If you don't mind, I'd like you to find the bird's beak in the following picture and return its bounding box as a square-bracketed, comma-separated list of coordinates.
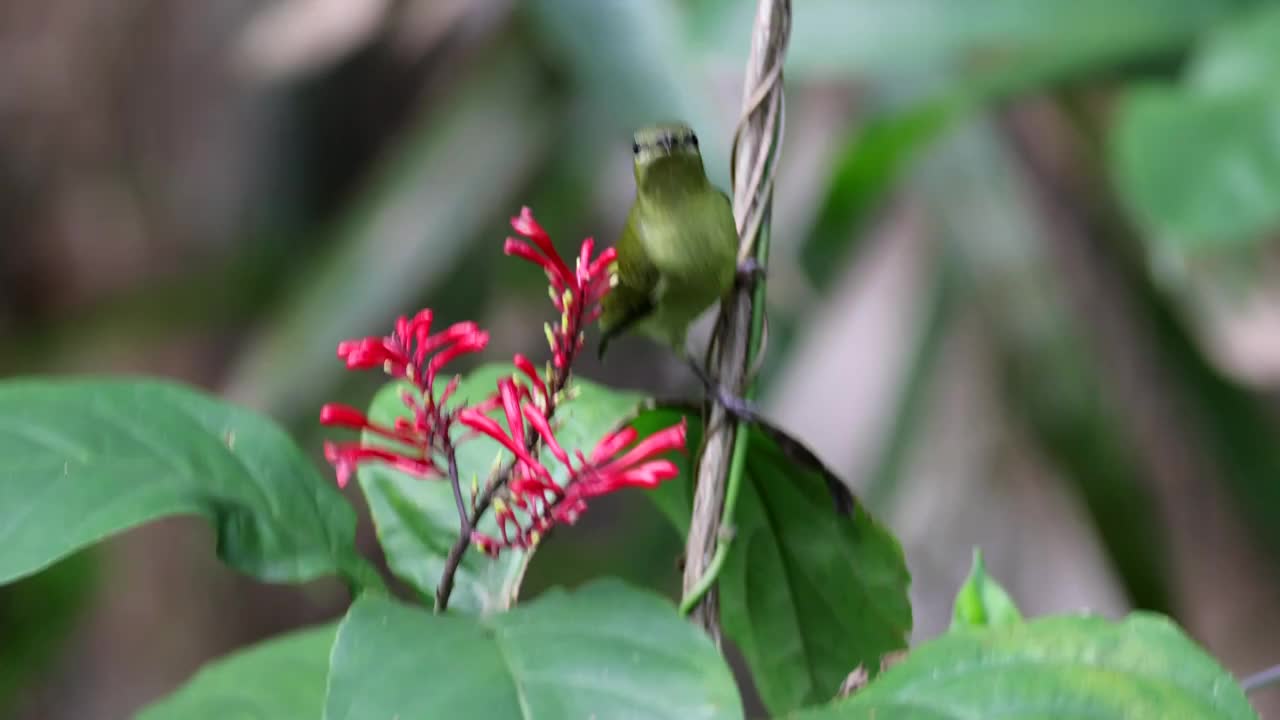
[659, 136, 673, 153]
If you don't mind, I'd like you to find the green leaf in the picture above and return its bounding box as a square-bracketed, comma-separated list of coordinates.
[324, 580, 743, 720]
[358, 365, 647, 613]
[921, 119, 1174, 612]
[1112, 6, 1280, 252]
[525, 0, 729, 187]
[698, 0, 1232, 94]
[136, 623, 337, 720]
[0, 552, 94, 711]
[786, 0, 1249, 300]
[0, 378, 373, 588]
[1187, 5, 1280, 95]
[1112, 87, 1280, 250]
[794, 613, 1257, 720]
[950, 548, 1022, 631]
[801, 102, 959, 294]
[640, 407, 911, 715]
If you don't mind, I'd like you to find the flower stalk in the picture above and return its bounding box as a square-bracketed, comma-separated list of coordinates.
[319, 206, 685, 613]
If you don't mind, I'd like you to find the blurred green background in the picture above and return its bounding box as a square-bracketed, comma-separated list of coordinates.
[5, 0, 1280, 717]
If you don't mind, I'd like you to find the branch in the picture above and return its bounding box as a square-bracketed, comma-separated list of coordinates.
[435, 462, 497, 612]
[435, 316, 584, 612]
[444, 438, 469, 536]
[680, 0, 790, 640]
[1243, 663, 1280, 694]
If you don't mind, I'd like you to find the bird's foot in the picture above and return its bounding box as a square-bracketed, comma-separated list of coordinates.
[736, 257, 766, 290]
[684, 354, 762, 424]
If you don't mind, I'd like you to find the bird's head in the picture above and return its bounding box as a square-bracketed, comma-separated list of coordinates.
[632, 123, 705, 190]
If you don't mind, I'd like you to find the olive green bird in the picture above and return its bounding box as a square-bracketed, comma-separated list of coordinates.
[598, 123, 853, 512]
[597, 122, 760, 417]
[597, 123, 738, 356]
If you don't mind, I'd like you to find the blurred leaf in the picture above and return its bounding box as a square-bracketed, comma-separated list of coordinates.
[358, 366, 647, 613]
[795, 613, 1256, 720]
[923, 119, 1173, 612]
[640, 407, 911, 715]
[1136, 256, 1280, 567]
[1112, 88, 1280, 251]
[0, 379, 376, 589]
[0, 552, 94, 711]
[324, 581, 744, 720]
[1053, 41, 1280, 596]
[700, 0, 1237, 95]
[1187, 4, 1280, 93]
[223, 50, 554, 421]
[526, 0, 729, 186]
[788, 0, 1248, 301]
[1, 244, 288, 376]
[136, 623, 336, 720]
[802, 102, 958, 293]
[864, 254, 958, 508]
[950, 548, 1022, 630]
[1112, 5, 1280, 252]
[1003, 329, 1176, 614]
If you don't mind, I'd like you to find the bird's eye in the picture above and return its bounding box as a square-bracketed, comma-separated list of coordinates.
[687, 133, 698, 148]
[632, 141, 641, 154]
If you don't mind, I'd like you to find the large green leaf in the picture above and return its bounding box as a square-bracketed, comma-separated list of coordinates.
[358, 365, 647, 613]
[0, 379, 373, 588]
[324, 580, 743, 720]
[641, 407, 911, 715]
[136, 623, 336, 720]
[0, 552, 94, 712]
[794, 613, 1257, 720]
[1112, 5, 1280, 251]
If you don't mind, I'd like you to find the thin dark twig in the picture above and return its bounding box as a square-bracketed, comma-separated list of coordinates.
[435, 298, 586, 612]
[444, 438, 469, 537]
[435, 468, 501, 611]
[435, 407, 553, 612]
[1243, 663, 1280, 694]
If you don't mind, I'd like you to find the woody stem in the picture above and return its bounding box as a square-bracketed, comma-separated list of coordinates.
[435, 349, 577, 613]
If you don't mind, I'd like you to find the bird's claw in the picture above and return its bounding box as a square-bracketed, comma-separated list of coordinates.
[684, 354, 762, 424]
[713, 390, 762, 424]
[736, 258, 765, 289]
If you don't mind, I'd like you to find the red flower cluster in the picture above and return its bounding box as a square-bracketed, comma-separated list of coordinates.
[505, 207, 615, 369]
[319, 206, 684, 560]
[458, 378, 686, 554]
[320, 309, 489, 488]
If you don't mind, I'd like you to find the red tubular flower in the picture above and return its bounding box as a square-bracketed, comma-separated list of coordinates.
[559, 420, 686, 509]
[510, 208, 573, 286]
[504, 207, 617, 369]
[323, 442, 441, 489]
[456, 402, 551, 482]
[512, 353, 549, 409]
[521, 403, 569, 467]
[321, 307, 489, 490]
[336, 309, 488, 393]
[466, 372, 688, 553]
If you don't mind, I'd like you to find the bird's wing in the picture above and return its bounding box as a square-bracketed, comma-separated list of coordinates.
[597, 215, 660, 358]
